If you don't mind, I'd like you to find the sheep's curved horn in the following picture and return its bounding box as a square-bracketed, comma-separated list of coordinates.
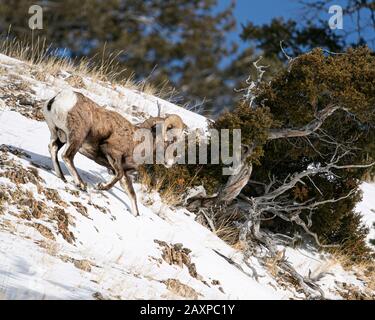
[163, 114, 186, 142]
[138, 116, 164, 130]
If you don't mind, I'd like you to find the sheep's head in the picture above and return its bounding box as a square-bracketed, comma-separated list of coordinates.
[163, 114, 186, 143]
[138, 114, 186, 144]
[162, 114, 187, 168]
[135, 115, 187, 168]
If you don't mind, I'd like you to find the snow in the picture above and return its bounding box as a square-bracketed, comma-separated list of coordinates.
[0, 231, 98, 300]
[29, 72, 209, 131]
[357, 183, 375, 247]
[0, 111, 281, 300]
[0, 53, 373, 300]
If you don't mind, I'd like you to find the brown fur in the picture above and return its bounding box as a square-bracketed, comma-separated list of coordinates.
[47, 93, 141, 216]
[45, 91, 187, 217]
[68, 93, 137, 170]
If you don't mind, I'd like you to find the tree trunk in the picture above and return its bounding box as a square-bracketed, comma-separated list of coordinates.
[217, 162, 253, 203]
[186, 161, 253, 211]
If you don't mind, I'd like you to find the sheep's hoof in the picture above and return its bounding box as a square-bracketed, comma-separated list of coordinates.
[132, 210, 140, 217]
[96, 183, 109, 191]
[76, 182, 87, 192]
[57, 174, 67, 183]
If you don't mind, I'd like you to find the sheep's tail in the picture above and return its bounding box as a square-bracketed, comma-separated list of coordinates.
[46, 96, 56, 111]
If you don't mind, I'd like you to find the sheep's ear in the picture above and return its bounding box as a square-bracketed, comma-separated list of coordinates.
[164, 116, 172, 128]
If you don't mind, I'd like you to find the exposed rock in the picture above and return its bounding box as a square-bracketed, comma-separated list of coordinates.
[73, 259, 92, 272]
[32, 223, 55, 241]
[70, 201, 89, 218]
[92, 292, 106, 300]
[154, 240, 199, 280]
[43, 188, 68, 208]
[59, 255, 92, 272]
[162, 279, 202, 300]
[53, 208, 76, 244]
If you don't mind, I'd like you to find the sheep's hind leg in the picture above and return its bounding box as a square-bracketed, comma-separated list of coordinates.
[48, 130, 66, 182]
[62, 135, 87, 191]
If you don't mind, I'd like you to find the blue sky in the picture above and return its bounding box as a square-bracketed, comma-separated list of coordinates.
[219, 0, 299, 27]
[218, 0, 303, 48]
[217, 0, 373, 49]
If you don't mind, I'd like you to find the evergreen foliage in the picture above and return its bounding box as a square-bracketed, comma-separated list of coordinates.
[0, 1, 374, 259]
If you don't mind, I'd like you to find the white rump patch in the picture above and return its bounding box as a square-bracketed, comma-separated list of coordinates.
[53, 88, 77, 114]
[43, 88, 77, 135]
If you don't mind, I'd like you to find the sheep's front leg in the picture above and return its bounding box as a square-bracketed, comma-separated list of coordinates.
[97, 177, 122, 191]
[96, 167, 123, 191]
[120, 172, 140, 217]
[96, 149, 124, 191]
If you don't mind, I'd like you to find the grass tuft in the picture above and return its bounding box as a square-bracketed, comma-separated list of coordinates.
[0, 36, 177, 100]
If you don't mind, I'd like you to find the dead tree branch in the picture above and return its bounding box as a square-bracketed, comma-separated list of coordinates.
[268, 105, 344, 140]
[235, 56, 269, 108]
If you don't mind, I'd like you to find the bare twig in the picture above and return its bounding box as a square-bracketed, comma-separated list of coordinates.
[235, 56, 269, 108]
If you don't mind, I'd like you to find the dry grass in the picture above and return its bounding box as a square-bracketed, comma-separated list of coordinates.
[138, 166, 185, 206]
[0, 37, 123, 82]
[212, 210, 242, 248]
[0, 185, 9, 213]
[0, 37, 176, 100]
[158, 183, 185, 206]
[263, 251, 287, 278]
[162, 279, 202, 299]
[330, 251, 375, 293]
[306, 248, 375, 299]
[138, 165, 244, 247]
[32, 223, 56, 241]
[70, 201, 89, 218]
[0, 164, 45, 186]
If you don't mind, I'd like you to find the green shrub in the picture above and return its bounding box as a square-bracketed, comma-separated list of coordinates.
[142, 47, 375, 260]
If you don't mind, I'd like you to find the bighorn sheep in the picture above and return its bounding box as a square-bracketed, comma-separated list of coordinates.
[43, 89, 186, 217]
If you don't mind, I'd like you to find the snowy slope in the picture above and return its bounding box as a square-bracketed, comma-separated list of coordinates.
[0, 53, 373, 300]
[357, 183, 375, 248]
[0, 111, 283, 300]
